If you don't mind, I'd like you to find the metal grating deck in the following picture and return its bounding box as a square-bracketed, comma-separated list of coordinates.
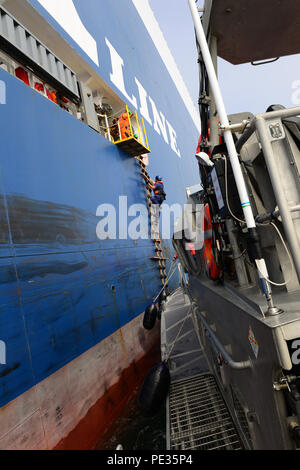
[168, 374, 243, 450]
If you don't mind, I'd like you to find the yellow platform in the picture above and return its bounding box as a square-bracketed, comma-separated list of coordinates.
[114, 136, 150, 157]
[112, 105, 150, 157]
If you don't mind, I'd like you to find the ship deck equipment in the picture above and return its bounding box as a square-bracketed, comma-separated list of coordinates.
[162, 0, 300, 451]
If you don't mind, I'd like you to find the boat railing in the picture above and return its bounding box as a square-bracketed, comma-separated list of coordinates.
[178, 261, 253, 370]
[112, 104, 150, 157]
[234, 106, 300, 284]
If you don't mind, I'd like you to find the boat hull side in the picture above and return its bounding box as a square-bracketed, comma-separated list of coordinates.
[0, 311, 160, 450]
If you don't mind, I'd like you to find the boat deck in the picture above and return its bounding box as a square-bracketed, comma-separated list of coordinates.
[161, 288, 243, 450]
[161, 288, 206, 381]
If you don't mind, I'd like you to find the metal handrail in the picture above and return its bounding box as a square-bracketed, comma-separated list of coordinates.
[234, 106, 300, 282]
[192, 303, 252, 370]
[178, 264, 252, 370]
[255, 113, 300, 281]
[236, 106, 300, 154]
[259, 107, 300, 120]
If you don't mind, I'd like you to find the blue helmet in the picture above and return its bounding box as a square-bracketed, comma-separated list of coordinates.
[155, 176, 162, 181]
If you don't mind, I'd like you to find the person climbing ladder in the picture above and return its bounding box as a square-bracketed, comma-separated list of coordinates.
[149, 176, 166, 206]
[148, 176, 166, 240]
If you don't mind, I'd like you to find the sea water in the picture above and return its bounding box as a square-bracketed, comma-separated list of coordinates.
[95, 386, 166, 451]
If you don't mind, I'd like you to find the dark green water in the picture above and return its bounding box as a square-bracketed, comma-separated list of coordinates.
[96, 386, 166, 451]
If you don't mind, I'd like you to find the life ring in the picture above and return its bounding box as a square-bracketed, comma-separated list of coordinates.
[203, 204, 222, 280]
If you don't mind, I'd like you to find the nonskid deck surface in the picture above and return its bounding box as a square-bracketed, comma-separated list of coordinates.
[169, 374, 243, 451]
[161, 288, 206, 382]
[162, 288, 243, 450]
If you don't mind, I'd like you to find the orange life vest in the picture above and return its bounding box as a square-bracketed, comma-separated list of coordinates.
[46, 88, 58, 104]
[119, 112, 132, 140]
[154, 180, 164, 195]
[202, 204, 222, 280]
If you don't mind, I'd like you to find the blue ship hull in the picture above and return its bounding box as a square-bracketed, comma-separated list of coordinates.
[0, 0, 200, 449]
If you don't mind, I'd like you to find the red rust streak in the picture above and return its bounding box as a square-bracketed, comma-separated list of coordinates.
[53, 337, 160, 450]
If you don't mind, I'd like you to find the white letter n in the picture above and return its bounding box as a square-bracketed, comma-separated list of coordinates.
[105, 38, 137, 108]
[149, 96, 169, 144]
[37, 0, 99, 66]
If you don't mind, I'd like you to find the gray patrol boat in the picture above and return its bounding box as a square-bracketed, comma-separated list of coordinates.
[161, 0, 300, 450]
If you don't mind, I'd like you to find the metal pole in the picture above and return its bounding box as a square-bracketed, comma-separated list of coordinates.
[209, 35, 219, 148]
[126, 104, 133, 137]
[236, 107, 300, 153]
[188, 0, 281, 314]
[135, 110, 141, 142]
[187, 0, 256, 229]
[256, 116, 300, 282]
[104, 114, 112, 142]
[142, 117, 149, 150]
[260, 107, 300, 120]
